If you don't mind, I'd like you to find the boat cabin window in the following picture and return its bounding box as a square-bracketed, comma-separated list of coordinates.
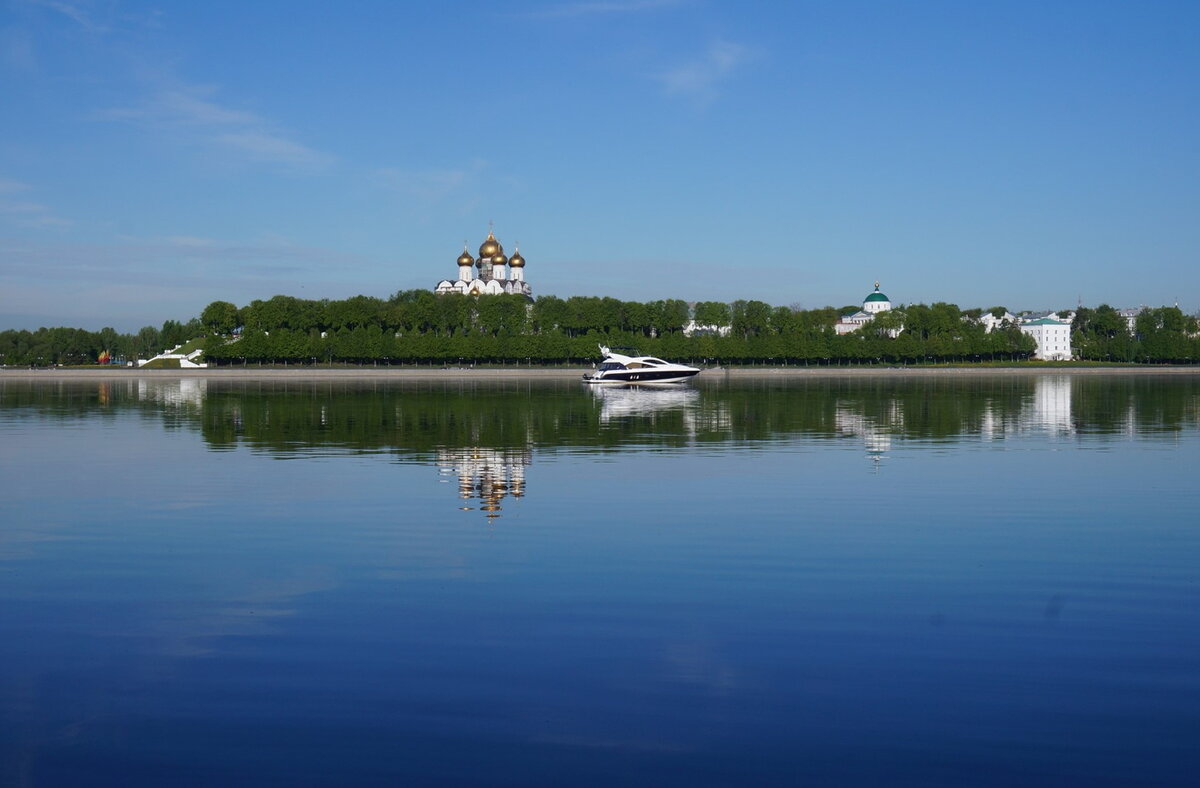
[598, 362, 625, 371]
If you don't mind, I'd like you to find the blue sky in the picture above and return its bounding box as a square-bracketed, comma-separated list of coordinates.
[2, 0, 1198, 331]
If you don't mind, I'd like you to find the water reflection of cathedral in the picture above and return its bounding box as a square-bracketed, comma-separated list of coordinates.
[835, 404, 895, 469]
[437, 447, 530, 520]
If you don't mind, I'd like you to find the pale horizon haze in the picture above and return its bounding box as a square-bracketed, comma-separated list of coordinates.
[2, 0, 1197, 332]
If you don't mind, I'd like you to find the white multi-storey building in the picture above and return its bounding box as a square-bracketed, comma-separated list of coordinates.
[1020, 317, 1073, 360]
[977, 310, 1074, 361]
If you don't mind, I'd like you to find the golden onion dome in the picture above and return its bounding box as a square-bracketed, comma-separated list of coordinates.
[509, 248, 525, 268]
[456, 249, 473, 267]
[492, 252, 508, 266]
[479, 232, 502, 259]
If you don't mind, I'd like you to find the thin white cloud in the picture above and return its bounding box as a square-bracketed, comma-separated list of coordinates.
[27, 0, 109, 33]
[9, 212, 71, 229]
[101, 85, 334, 172]
[0, 177, 71, 229]
[101, 85, 260, 129]
[24, 0, 163, 39]
[535, 0, 683, 18]
[25, 2, 329, 173]
[0, 236, 377, 328]
[216, 131, 333, 169]
[157, 89, 263, 126]
[375, 160, 491, 218]
[0, 236, 367, 286]
[160, 235, 218, 248]
[0, 178, 30, 194]
[659, 40, 750, 103]
[377, 165, 474, 203]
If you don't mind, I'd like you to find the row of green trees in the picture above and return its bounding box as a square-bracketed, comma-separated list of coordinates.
[203, 326, 1036, 366]
[7, 294, 1200, 367]
[0, 320, 201, 366]
[202, 292, 1040, 365]
[1072, 305, 1200, 363]
[204, 292, 697, 339]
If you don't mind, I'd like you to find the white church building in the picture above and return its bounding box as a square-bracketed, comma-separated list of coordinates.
[835, 283, 894, 335]
[435, 228, 532, 298]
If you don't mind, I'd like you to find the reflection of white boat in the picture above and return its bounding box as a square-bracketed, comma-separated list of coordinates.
[591, 385, 699, 422]
[582, 345, 700, 385]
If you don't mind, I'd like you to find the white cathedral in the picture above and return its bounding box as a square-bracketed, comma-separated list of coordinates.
[435, 228, 532, 297]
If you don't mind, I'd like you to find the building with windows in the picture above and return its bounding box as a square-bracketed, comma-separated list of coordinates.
[1019, 317, 1073, 360]
[978, 310, 1074, 361]
[1117, 307, 1144, 333]
[435, 228, 532, 297]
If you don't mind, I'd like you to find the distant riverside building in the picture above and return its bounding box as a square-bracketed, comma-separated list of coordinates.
[979, 309, 1074, 360]
[1117, 307, 1144, 333]
[835, 283, 894, 335]
[1019, 315, 1073, 361]
[682, 319, 731, 337]
[435, 227, 532, 297]
[977, 310, 1018, 333]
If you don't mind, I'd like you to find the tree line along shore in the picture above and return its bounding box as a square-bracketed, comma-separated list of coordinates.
[3, 292, 1199, 367]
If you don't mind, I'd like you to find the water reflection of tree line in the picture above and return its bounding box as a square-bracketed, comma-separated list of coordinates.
[191, 377, 1200, 454]
[3, 377, 1198, 452]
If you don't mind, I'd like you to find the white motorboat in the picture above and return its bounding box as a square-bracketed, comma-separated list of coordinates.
[582, 346, 700, 385]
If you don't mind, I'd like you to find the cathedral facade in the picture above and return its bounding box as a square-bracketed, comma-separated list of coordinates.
[435, 229, 531, 297]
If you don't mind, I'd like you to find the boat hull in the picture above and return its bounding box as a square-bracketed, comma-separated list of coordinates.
[582, 369, 699, 385]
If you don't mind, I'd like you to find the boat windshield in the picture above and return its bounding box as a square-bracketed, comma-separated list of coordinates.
[598, 362, 626, 371]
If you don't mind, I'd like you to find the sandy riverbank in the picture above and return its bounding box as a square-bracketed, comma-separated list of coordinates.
[2, 365, 1198, 382]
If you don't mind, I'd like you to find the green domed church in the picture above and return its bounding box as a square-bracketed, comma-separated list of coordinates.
[835, 283, 894, 335]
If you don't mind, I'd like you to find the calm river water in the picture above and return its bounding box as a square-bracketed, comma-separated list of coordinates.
[1, 374, 1198, 787]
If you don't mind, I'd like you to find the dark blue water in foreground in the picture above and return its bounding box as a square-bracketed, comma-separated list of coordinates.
[1, 374, 1198, 786]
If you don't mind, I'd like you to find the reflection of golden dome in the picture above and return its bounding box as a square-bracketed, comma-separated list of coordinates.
[491, 252, 508, 266]
[479, 232, 502, 259]
[509, 248, 525, 268]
